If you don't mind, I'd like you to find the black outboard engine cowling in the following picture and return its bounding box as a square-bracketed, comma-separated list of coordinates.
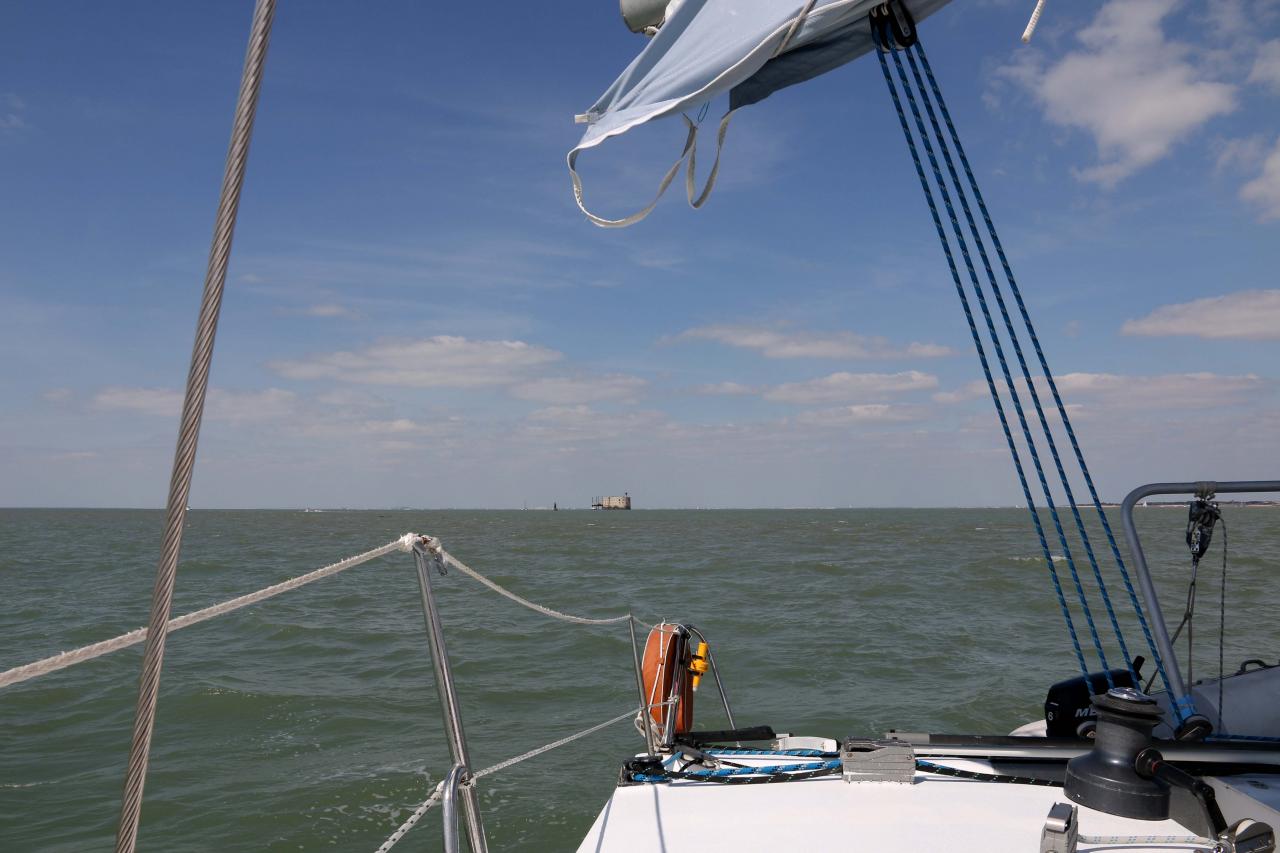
[1045, 665, 1138, 738]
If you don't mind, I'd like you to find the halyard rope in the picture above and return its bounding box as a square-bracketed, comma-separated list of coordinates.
[115, 3, 276, 850]
[374, 708, 638, 852]
[912, 38, 1172, 702]
[887, 41, 1116, 685]
[0, 535, 414, 691]
[871, 25, 1090, 682]
[423, 537, 632, 626]
[899, 43, 1136, 688]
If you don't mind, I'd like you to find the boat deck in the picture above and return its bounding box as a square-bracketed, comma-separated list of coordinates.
[579, 752, 1276, 852]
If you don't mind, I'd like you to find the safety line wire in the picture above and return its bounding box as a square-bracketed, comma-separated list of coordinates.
[0, 535, 415, 691]
[375, 708, 638, 852]
[424, 538, 633, 626]
[872, 32, 1089, 679]
[912, 40, 1174, 705]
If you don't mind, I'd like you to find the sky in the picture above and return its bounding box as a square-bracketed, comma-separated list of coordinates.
[1, 0, 1277, 509]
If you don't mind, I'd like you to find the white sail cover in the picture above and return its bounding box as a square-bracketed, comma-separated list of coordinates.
[569, 0, 951, 226]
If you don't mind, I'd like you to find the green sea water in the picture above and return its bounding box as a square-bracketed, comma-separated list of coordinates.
[2, 506, 1278, 851]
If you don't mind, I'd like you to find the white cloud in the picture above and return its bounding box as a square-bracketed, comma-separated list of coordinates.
[1053, 371, 1265, 409]
[1249, 39, 1280, 92]
[527, 404, 594, 423]
[675, 325, 952, 360]
[303, 303, 353, 318]
[92, 387, 299, 421]
[999, 0, 1236, 186]
[0, 93, 25, 131]
[296, 416, 457, 440]
[1240, 137, 1280, 220]
[1214, 134, 1268, 172]
[1122, 289, 1280, 339]
[693, 381, 757, 396]
[42, 388, 73, 403]
[763, 371, 937, 404]
[521, 405, 669, 442]
[510, 374, 647, 404]
[934, 371, 1267, 410]
[268, 336, 561, 388]
[93, 387, 183, 417]
[795, 404, 926, 426]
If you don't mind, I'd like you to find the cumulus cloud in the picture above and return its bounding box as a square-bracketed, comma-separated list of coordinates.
[1249, 39, 1280, 93]
[763, 371, 937, 404]
[521, 405, 669, 442]
[93, 387, 299, 421]
[296, 416, 459, 440]
[510, 374, 647, 404]
[1122, 290, 1280, 339]
[997, 0, 1236, 186]
[674, 325, 952, 360]
[1053, 371, 1265, 408]
[1214, 134, 1269, 172]
[268, 336, 561, 388]
[693, 381, 758, 396]
[302, 303, 354, 318]
[42, 387, 73, 403]
[0, 93, 25, 131]
[794, 404, 926, 426]
[1240, 137, 1280, 220]
[934, 372, 1266, 410]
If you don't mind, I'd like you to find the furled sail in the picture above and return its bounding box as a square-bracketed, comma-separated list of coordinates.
[569, 0, 952, 226]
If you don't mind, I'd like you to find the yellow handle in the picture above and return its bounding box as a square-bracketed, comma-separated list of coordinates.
[689, 641, 709, 691]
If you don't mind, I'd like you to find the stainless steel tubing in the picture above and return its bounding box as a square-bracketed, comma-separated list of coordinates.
[687, 626, 736, 734]
[440, 763, 468, 853]
[704, 647, 737, 733]
[413, 543, 488, 853]
[1120, 480, 1280, 717]
[628, 615, 657, 754]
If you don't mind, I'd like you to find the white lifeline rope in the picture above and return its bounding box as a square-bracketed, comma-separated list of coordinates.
[426, 537, 631, 626]
[373, 782, 445, 853]
[1077, 834, 1215, 848]
[375, 708, 639, 852]
[0, 534, 416, 691]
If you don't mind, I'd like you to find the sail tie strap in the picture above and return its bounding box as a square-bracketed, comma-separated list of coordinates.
[569, 110, 735, 228]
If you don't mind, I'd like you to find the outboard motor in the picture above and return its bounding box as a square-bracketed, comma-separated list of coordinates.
[1045, 662, 1139, 738]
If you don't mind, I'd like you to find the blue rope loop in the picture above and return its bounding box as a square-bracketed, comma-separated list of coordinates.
[908, 39, 1177, 714]
[870, 23, 1090, 681]
[631, 757, 1063, 786]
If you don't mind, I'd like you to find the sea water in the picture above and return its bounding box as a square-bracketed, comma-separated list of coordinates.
[2, 507, 1278, 850]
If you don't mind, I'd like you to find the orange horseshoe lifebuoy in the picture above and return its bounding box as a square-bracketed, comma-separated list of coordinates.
[640, 623, 694, 734]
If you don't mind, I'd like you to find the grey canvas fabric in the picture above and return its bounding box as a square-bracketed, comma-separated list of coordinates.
[569, 0, 952, 226]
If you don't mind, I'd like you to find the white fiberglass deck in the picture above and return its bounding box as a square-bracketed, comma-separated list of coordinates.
[578, 754, 1261, 852]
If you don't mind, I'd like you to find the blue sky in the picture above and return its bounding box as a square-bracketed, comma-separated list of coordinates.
[2, 0, 1277, 508]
